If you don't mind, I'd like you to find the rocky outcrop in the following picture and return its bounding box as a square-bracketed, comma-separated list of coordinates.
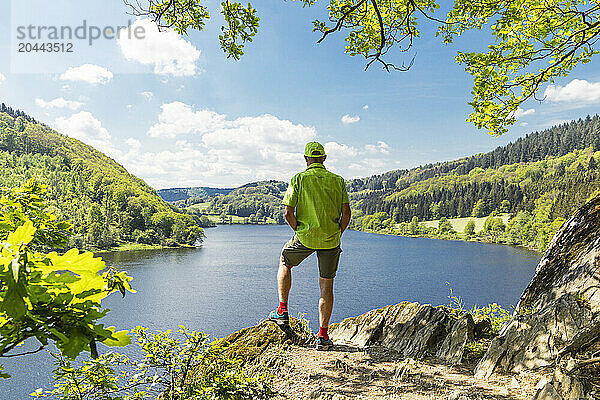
[474, 293, 593, 378]
[329, 301, 485, 363]
[436, 313, 475, 364]
[474, 195, 600, 399]
[222, 318, 311, 361]
[518, 194, 600, 315]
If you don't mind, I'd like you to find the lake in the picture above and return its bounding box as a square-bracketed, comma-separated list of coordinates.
[1, 225, 541, 398]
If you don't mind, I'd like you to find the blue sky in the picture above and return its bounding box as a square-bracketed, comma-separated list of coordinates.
[1, 0, 600, 188]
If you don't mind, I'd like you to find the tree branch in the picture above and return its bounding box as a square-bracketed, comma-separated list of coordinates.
[0, 345, 44, 358]
[316, 0, 368, 44]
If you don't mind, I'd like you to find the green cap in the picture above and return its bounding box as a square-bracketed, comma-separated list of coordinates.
[304, 141, 326, 157]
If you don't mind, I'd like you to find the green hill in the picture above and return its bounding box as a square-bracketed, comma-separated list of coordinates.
[184, 180, 287, 224]
[157, 186, 234, 204]
[351, 116, 600, 250]
[0, 104, 203, 250]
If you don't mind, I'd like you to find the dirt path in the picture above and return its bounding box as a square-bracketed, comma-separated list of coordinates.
[266, 343, 543, 400]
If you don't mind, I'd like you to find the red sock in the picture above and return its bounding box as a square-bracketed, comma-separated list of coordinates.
[277, 302, 288, 314]
[319, 326, 329, 340]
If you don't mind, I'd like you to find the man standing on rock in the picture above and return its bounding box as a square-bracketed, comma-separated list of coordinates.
[268, 141, 352, 350]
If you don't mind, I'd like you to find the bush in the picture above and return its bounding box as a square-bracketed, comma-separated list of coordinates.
[34, 326, 273, 400]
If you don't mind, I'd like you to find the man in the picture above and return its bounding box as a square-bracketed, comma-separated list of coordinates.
[268, 141, 351, 350]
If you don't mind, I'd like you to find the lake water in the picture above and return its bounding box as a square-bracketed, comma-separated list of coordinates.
[1, 225, 541, 398]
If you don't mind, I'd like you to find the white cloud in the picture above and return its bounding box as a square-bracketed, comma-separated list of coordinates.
[544, 79, 600, 103]
[510, 107, 535, 119]
[35, 97, 84, 110]
[118, 19, 201, 77]
[0, 73, 5, 85]
[364, 141, 390, 154]
[341, 114, 360, 125]
[126, 138, 141, 149]
[129, 102, 395, 187]
[542, 118, 575, 128]
[147, 102, 226, 138]
[48, 103, 396, 188]
[60, 64, 113, 85]
[140, 91, 154, 101]
[53, 112, 117, 157]
[363, 105, 369, 110]
[520, 122, 529, 127]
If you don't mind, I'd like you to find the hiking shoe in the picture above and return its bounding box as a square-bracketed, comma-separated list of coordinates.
[268, 309, 289, 326]
[316, 336, 333, 351]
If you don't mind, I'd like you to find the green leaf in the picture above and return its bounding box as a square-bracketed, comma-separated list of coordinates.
[102, 327, 131, 347]
[5, 220, 35, 248]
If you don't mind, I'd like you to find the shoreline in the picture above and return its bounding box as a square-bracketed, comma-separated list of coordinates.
[95, 242, 198, 254]
[357, 228, 543, 253]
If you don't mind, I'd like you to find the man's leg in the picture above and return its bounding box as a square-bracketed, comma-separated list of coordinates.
[318, 277, 334, 334]
[277, 257, 292, 304]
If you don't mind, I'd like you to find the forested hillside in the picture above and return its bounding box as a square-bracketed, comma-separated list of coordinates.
[157, 186, 233, 205]
[0, 104, 203, 250]
[191, 180, 287, 224]
[351, 116, 600, 250]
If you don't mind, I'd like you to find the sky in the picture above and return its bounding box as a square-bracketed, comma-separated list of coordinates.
[1, 0, 600, 189]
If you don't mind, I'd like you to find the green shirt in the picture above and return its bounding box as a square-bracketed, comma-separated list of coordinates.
[282, 163, 350, 249]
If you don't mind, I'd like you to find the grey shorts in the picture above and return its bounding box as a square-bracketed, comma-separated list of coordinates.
[281, 235, 342, 279]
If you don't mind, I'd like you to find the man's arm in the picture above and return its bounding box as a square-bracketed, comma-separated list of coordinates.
[340, 203, 351, 234]
[284, 205, 297, 231]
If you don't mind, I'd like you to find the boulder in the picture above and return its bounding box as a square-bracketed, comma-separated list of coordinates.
[329, 301, 452, 358]
[437, 313, 475, 364]
[222, 318, 309, 361]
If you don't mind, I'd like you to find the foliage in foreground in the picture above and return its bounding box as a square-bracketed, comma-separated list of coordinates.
[0, 180, 132, 377]
[32, 326, 273, 400]
[446, 283, 511, 337]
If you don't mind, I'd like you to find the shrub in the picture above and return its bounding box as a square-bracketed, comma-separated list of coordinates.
[34, 326, 273, 400]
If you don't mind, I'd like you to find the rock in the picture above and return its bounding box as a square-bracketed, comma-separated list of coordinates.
[381, 304, 450, 357]
[532, 383, 562, 400]
[474, 293, 592, 379]
[437, 313, 474, 364]
[222, 318, 309, 361]
[517, 194, 600, 314]
[509, 376, 520, 389]
[551, 367, 585, 400]
[308, 387, 322, 399]
[473, 315, 492, 339]
[329, 302, 452, 359]
[447, 390, 464, 400]
[393, 358, 417, 381]
[329, 302, 420, 347]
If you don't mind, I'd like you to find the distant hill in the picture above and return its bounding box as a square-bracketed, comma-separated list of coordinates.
[0, 103, 203, 250]
[157, 187, 234, 203]
[350, 115, 600, 250]
[183, 180, 288, 224]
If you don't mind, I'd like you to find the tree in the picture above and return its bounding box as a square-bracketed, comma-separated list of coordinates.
[472, 199, 486, 218]
[464, 219, 475, 236]
[128, 0, 600, 135]
[483, 215, 494, 233]
[0, 181, 132, 377]
[492, 217, 506, 233]
[409, 216, 419, 234]
[220, 211, 228, 224]
[500, 200, 511, 213]
[438, 217, 454, 234]
[589, 156, 597, 170]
